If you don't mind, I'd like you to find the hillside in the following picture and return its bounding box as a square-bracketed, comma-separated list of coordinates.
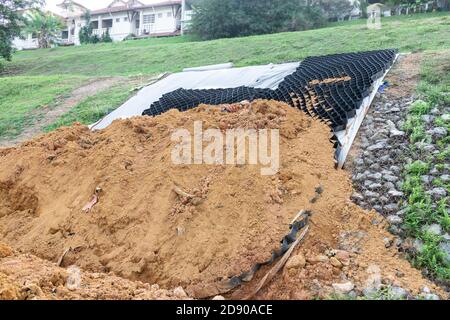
[0, 13, 449, 142]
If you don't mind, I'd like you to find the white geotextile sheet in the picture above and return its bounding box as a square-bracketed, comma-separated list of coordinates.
[90, 62, 300, 130]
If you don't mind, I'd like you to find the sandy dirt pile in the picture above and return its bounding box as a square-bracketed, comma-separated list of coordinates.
[0, 99, 443, 299]
[0, 243, 188, 300]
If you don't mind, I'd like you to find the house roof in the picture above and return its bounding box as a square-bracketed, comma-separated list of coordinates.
[91, 0, 182, 15]
[57, 0, 89, 11]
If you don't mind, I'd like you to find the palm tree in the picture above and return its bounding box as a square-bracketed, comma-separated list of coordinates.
[25, 11, 63, 49]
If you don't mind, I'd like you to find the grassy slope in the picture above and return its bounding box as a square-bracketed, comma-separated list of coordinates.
[0, 13, 449, 138]
[4, 13, 450, 77]
[0, 76, 86, 138]
[44, 81, 137, 131]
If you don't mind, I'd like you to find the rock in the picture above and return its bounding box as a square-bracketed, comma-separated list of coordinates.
[22, 283, 44, 299]
[384, 203, 399, 213]
[390, 286, 408, 300]
[212, 295, 226, 300]
[383, 237, 393, 248]
[421, 115, 434, 124]
[368, 183, 382, 190]
[364, 191, 380, 198]
[384, 182, 396, 190]
[384, 175, 399, 183]
[307, 254, 328, 264]
[428, 127, 447, 138]
[430, 167, 439, 175]
[373, 205, 382, 213]
[441, 175, 450, 183]
[351, 192, 364, 202]
[355, 173, 367, 182]
[442, 114, 450, 121]
[335, 250, 351, 266]
[354, 158, 364, 166]
[387, 215, 403, 225]
[422, 224, 442, 236]
[386, 120, 396, 130]
[421, 175, 432, 184]
[367, 141, 387, 151]
[389, 107, 401, 113]
[286, 254, 306, 270]
[369, 163, 381, 171]
[381, 169, 394, 176]
[173, 286, 188, 298]
[388, 225, 401, 235]
[390, 129, 405, 138]
[339, 231, 367, 253]
[390, 165, 401, 174]
[430, 108, 440, 115]
[332, 282, 354, 295]
[427, 188, 447, 199]
[439, 242, 450, 263]
[422, 293, 440, 300]
[368, 173, 382, 180]
[330, 257, 343, 268]
[363, 265, 382, 297]
[413, 239, 424, 253]
[388, 190, 404, 198]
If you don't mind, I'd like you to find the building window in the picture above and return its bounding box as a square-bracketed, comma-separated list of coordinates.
[136, 19, 140, 29]
[158, 13, 163, 19]
[124, 17, 128, 22]
[143, 14, 155, 24]
[90, 21, 99, 29]
[116, 18, 120, 23]
[103, 19, 113, 28]
[167, 12, 172, 18]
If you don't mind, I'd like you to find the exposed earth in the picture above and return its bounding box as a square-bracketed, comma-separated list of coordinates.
[0, 98, 445, 300]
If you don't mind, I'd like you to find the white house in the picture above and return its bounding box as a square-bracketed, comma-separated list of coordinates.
[13, 0, 193, 50]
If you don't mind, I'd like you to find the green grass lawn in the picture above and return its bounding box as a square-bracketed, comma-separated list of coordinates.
[3, 12, 449, 77]
[0, 12, 449, 140]
[0, 75, 86, 139]
[44, 81, 137, 132]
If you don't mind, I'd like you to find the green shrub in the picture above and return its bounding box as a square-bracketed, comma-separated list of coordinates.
[409, 100, 431, 116]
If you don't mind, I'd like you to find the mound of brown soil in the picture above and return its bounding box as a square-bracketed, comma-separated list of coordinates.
[0, 243, 189, 300]
[0, 100, 443, 299]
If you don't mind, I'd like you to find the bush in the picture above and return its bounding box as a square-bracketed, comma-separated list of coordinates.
[101, 29, 113, 43]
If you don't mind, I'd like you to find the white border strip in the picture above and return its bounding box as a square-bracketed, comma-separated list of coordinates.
[335, 54, 400, 169]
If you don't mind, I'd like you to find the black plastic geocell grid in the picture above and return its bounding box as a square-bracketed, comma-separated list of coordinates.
[142, 49, 397, 143]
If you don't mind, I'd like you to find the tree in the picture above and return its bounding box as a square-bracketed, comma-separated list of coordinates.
[78, 11, 93, 44]
[190, 0, 327, 40]
[0, 0, 41, 64]
[317, 0, 355, 21]
[25, 10, 63, 48]
[101, 28, 112, 43]
[79, 11, 112, 45]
